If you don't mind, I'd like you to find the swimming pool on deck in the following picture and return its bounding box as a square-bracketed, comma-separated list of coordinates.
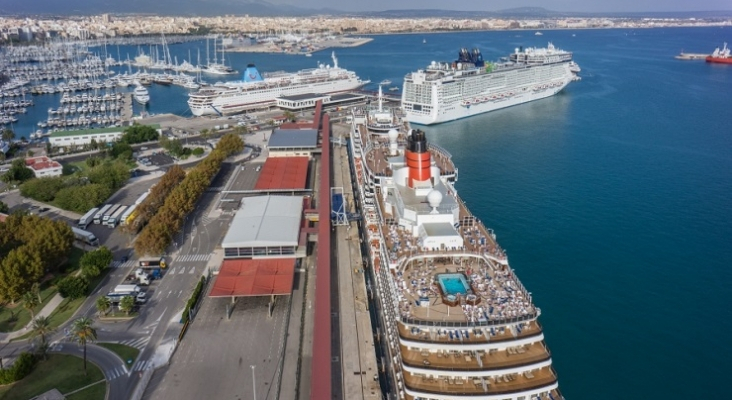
[437, 273, 471, 296]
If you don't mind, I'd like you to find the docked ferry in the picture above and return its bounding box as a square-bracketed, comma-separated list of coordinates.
[348, 106, 563, 399]
[402, 43, 580, 125]
[187, 52, 368, 116]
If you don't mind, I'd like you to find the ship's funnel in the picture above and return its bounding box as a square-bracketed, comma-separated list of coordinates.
[405, 129, 431, 188]
[388, 129, 399, 156]
[243, 64, 263, 82]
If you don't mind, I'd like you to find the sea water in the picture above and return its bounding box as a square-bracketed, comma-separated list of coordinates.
[9, 26, 732, 398]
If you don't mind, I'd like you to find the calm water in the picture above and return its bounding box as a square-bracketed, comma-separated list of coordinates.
[11, 27, 732, 398]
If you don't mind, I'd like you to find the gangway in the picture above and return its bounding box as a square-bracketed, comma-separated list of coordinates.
[331, 187, 348, 226]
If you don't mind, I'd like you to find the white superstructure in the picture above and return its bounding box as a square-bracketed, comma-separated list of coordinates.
[133, 85, 150, 105]
[187, 52, 368, 116]
[402, 43, 580, 125]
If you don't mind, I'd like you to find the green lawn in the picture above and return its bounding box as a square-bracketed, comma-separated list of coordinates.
[0, 354, 105, 400]
[11, 266, 112, 342]
[0, 286, 58, 333]
[97, 342, 139, 365]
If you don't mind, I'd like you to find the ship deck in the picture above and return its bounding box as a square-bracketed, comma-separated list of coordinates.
[400, 341, 551, 370]
[377, 192, 535, 326]
[397, 320, 542, 344]
[403, 366, 559, 397]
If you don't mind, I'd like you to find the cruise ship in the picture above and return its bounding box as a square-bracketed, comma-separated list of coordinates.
[187, 52, 368, 116]
[348, 106, 563, 400]
[402, 43, 580, 125]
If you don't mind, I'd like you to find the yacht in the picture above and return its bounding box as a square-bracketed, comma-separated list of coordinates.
[133, 86, 150, 105]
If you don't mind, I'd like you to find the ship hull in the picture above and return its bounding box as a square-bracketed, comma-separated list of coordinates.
[406, 79, 571, 126]
[706, 56, 732, 64]
[188, 80, 366, 117]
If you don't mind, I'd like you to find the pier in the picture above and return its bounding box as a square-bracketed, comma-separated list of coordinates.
[121, 93, 133, 121]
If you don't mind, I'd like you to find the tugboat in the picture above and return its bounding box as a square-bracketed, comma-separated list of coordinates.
[706, 42, 732, 64]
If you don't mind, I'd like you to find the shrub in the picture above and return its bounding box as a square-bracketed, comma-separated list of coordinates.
[0, 352, 36, 384]
[192, 147, 204, 156]
[57, 276, 89, 299]
[181, 277, 206, 324]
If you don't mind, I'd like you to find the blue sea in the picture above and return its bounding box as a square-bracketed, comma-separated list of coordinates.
[11, 27, 732, 398]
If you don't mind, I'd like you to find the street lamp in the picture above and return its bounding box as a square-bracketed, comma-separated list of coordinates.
[251, 365, 257, 400]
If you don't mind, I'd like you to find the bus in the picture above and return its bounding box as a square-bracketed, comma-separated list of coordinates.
[120, 204, 137, 226]
[107, 205, 128, 227]
[102, 204, 121, 225]
[139, 256, 167, 269]
[93, 204, 112, 224]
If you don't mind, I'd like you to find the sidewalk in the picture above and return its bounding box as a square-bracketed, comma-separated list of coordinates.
[0, 293, 65, 343]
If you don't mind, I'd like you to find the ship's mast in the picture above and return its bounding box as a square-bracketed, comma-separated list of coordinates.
[331, 51, 338, 69]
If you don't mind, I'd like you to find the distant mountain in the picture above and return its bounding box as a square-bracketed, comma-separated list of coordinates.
[1, 2, 731, 18]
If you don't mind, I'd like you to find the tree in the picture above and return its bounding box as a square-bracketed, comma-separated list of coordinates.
[95, 296, 111, 316]
[20, 176, 64, 202]
[89, 138, 99, 151]
[85, 156, 102, 168]
[283, 111, 296, 122]
[1, 129, 14, 142]
[80, 246, 113, 278]
[0, 201, 8, 214]
[31, 282, 41, 303]
[70, 317, 97, 375]
[54, 184, 111, 213]
[119, 296, 135, 316]
[22, 292, 39, 320]
[123, 125, 159, 144]
[191, 147, 204, 157]
[0, 246, 44, 302]
[1, 158, 34, 184]
[57, 276, 88, 299]
[31, 316, 55, 359]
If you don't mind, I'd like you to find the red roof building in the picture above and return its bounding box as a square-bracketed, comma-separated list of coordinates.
[25, 156, 62, 178]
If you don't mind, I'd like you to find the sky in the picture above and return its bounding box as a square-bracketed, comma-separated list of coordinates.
[272, 0, 732, 13]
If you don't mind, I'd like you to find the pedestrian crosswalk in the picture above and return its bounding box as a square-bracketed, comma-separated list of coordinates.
[118, 336, 150, 350]
[105, 364, 129, 380]
[131, 359, 153, 372]
[176, 253, 212, 263]
[111, 260, 135, 269]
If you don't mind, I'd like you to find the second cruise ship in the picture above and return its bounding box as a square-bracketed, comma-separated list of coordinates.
[402, 43, 580, 125]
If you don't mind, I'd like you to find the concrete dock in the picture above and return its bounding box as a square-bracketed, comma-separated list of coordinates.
[332, 126, 381, 400]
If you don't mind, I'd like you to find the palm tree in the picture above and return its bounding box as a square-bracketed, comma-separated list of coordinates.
[31, 282, 42, 303]
[22, 292, 40, 320]
[95, 296, 111, 316]
[119, 296, 135, 316]
[31, 316, 55, 360]
[70, 317, 97, 375]
[1, 128, 14, 142]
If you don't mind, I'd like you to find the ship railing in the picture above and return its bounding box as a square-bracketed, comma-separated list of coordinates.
[401, 350, 551, 372]
[399, 311, 539, 328]
[428, 143, 453, 159]
[403, 364, 558, 396]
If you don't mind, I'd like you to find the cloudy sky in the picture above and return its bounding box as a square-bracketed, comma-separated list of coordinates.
[273, 0, 731, 12]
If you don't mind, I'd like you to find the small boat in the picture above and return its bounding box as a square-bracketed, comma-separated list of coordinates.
[388, 87, 399, 91]
[535, 31, 543, 36]
[423, 38, 427, 44]
[380, 79, 392, 86]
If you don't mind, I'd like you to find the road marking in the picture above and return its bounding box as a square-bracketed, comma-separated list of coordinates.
[178, 267, 185, 274]
[189, 266, 195, 274]
[167, 290, 172, 298]
[177, 290, 182, 298]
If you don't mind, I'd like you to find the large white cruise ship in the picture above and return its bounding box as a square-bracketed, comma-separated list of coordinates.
[187, 52, 368, 116]
[348, 106, 563, 400]
[402, 43, 580, 125]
